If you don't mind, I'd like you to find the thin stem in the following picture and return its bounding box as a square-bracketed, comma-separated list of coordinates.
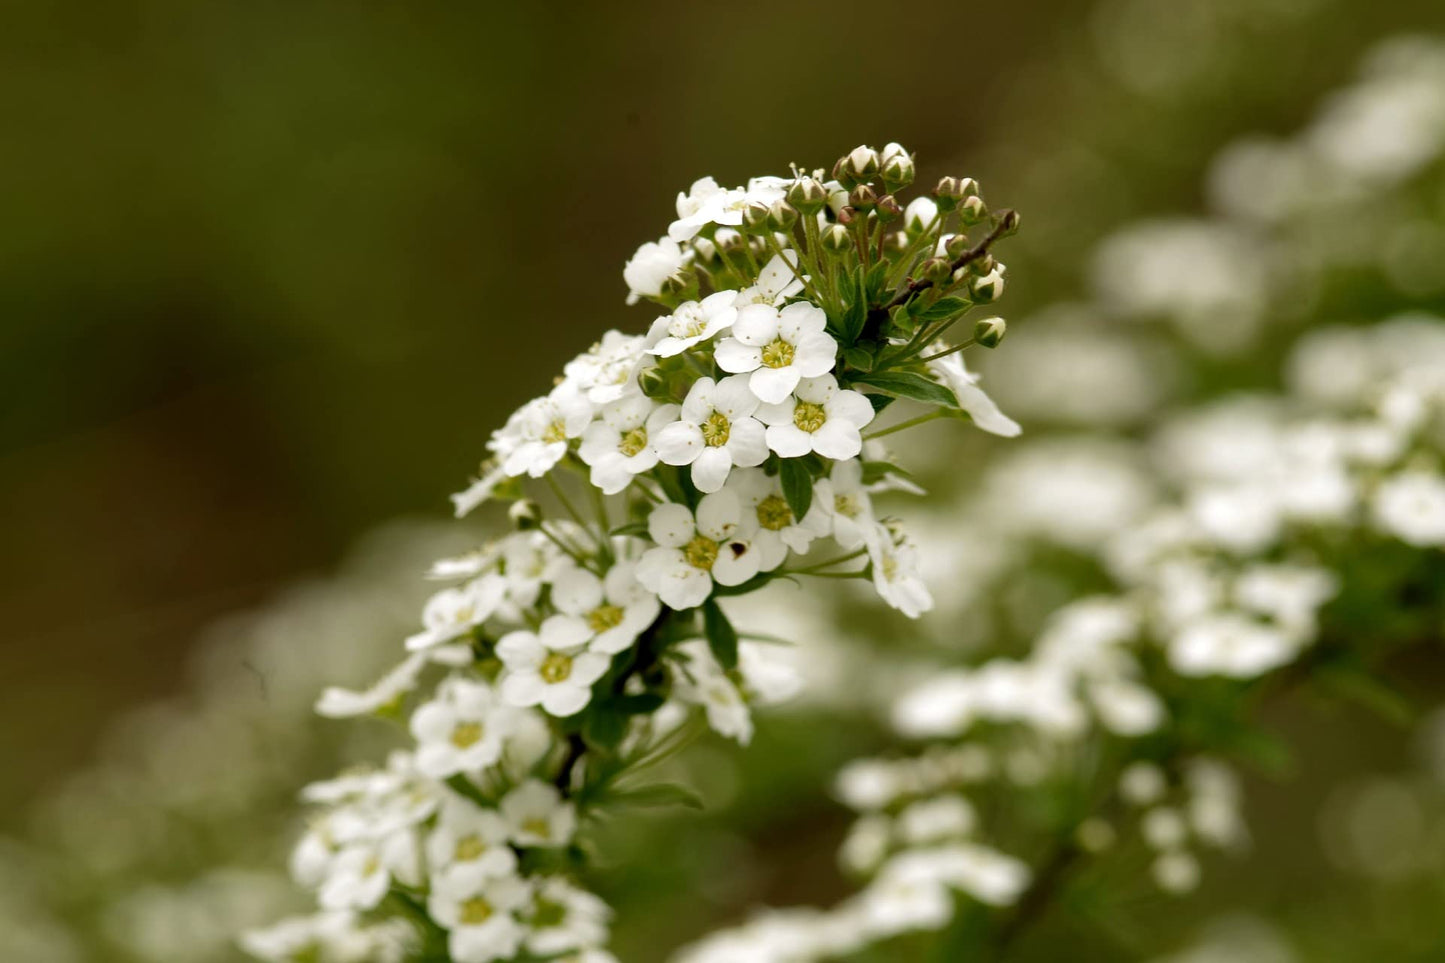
[546, 474, 603, 549]
[765, 235, 824, 304]
[864, 409, 950, 440]
[883, 210, 1015, 312]
[917, 338, 976, 365]
[784, 546, 870, 574]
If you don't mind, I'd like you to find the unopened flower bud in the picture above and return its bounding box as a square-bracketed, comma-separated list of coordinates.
[820, 223, 852, 256]
[919, 257, 953, 286]
[998, 209, 1021, 236]
[971, 266, 1006, 303]
[848, 184, 878, 212]
[880, 143, 915, 190]
[787, 176, 830, 215]
[509, 499, 542, 530]
[971, 253, 996, 276]
[933, 176, 964, 211]
[841, 145, 879, 184]
[837, 205, 858, 227]
[944, 233, 971, 259]
[831, 156, 856, 190]
[740, 201, 771, 235]
[958, 194, 988, 225]
[973, 316, 1006, 348]
[767, 199, 799, 233]
[638, 365, 669, 399]
[659, 268, 696, 301]
[875, 194, 902, 223]
[905, 197, 939, 234]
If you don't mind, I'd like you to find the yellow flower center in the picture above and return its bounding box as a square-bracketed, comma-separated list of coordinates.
[459, 896, 494, 926]
[835, 494, 860, 518]
[540, 652, 573, 684]
[701, 411, 731, 447]
[882, 551, 899, 581]
[684, 535, 720, 570]
[793, 402, 827, 433]
[619, 427, 648, 457]
[760, 338, 796, 369]
[542, 419, 569, 443]
[756, 495, 794, 531]
[533, 896, 568, 928]
[454, 835, 487, 861]
[670, 308, 706, 338]
[522, 817, 552, 839]
[588, 604, 626, 633]
[450, 722, 483, 749]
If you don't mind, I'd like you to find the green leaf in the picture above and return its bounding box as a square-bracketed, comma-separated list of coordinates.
[864, 260, 890, 303]
[778, 457, 814, 522]
[913, 296, 971, 321]
[836, 267, 868, 345]
[610, 781, 705, 811]
[701, 599, 739, 669]
[583, 705, 628, 748]
[866, 393, 896, 416]
[843, 346, 875, 372]
[856, 370, 960, 409]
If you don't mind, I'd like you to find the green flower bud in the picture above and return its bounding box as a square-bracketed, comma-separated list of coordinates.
[740, 201, 772, 235]
[638, 365, 670, 399]
[820, 223, 853, 256]
[786, 176, 830, 215]
[837, 205, 858, 227]
[831, 156, 856, 190]
[933, 176, 964, 211]
[848, 184, 878, 212]
[971, 267, 1006, 303]
[944, 233, 971, 260]
[509, 499, 542, 530]
[766, 199, 799, 233]
[958, 194, 988, 226]
[875, 194, 903, 224]
[973, 316, 1007, 348]
[880, 143, 915, 190]
[840, 145, 879, 185]
[998, 209, 1021, 236]
[919, 257, 953, 286]
[971, 253, 997, 277]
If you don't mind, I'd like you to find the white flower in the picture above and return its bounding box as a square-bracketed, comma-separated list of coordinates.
[410, 678, 516, 778]
[654, 375, 770, 492]
[1169, 612, 1300, 678]
[405, 575, 508, 652]
[428, 872, 529, 963]
[241, 912, 401, 963]
[926, 352, 1022, 438]
[623, 237, 686, 305]
[668, 175, 789, 242]
[451, 462, 508, 518]
[715, 301, 837, 404]
[318, 831, 420, 912]
[735, 252, 805, 307]
[491, 385, 595, 478]
[550, 561, 661, 654]
[500, 780, 577, 847]
[645, 291, 738, 358]
[674, 639, 754, 744]
[724, 467, 829, 570]
[426, 796, 518, 885]
[563, 330, 648, 404]
[756, 374, 875, 460]
[904, 196, 938, 233]
[497, 616, 609, 717]
[1372, 469, 1445, 546]
[897, 796, 976, 845]
[578, 396, 678, 494]
[499, 532, 567, 613]
[637, 491, 763, 609]
[866, 523, 934, 618]
[813, 459, 877, 550]
[317, 643, 472, 718]
[524, 878, 612, 956]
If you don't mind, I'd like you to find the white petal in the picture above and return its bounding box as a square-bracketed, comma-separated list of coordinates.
[812, 420, 863, 460]
[539, 614, 592, 650]
[654, 422, 704, 466]
[696, 489, 742, 540]
[542, 683, 592, 717]
[795, 374, 839, 404]
[778, 301, 828, 339]
[648, 503, 696, 548]
[712, 541, 761, 586]
[500, 671, 547, 708]
[680, 378, 716, 423]
[732, 304, 781, 346]
[714, 337, 763, 373]
[711, 374, 761, 419]
[725, 417, 770, 467]
[766, 424, 815, 458]
[828, 389, 877, 428]
[748, 365, 801, 405]
[495, 631, 544, 669]
[551, 567, 604, 615]
[793, 333, 839, 376]
[754, 398, 796, 426]
[691, 447, 733, 493]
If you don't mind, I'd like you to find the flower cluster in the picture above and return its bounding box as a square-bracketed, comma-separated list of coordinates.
[246, 143, 1020, 962]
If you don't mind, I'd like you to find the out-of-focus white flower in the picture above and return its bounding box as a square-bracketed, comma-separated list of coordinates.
[500, 781, 576, 849]
[623, 237, 686, 305]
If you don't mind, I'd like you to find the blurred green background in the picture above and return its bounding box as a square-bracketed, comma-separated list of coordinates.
[4, 0, 1445, 901]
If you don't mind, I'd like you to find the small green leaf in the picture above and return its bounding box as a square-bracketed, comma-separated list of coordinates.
[864, 260, 890, 302]
[837, 266, 868, 345]
[843, 346, 875, 372]
[702, 599, 739, 669]
[610, 781, 705, 810]
[778, 457, 814, 522]
[583, 705, 628, 748]
[866, 393, 896, 416]
[856, 370, 960, 409]
[914, 296, 971, 321]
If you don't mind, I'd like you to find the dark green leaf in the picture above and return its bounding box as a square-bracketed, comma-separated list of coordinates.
[778, 457, 814, 522]
[843, 346, 875, 372]
[583, 705, 627, 748]
[864, 260, 890, 302]
[866, 393, 896, 415]
[702, 599, 739, 669]
[610, 781, 705, 810]
[836, 267, 868, 345]
[856, 370, 960, 409]
[914, 296, 971, 321]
